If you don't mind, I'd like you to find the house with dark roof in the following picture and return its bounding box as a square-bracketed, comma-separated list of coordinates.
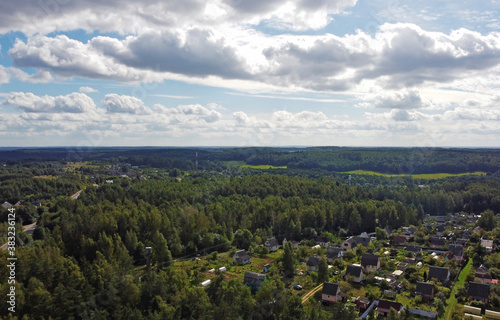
[343, 265, 363, 283]
[326, 247, 343, 263]
[468, 282, 490, 304]
[265, 237, 279, 252]
[243, 271, 267, 292]
[342, 237, 357, 252]
[376, 300, 402, 317]
[307, 256, 321, 272]
[415, 282, 435, 301]
[475, 265, 492, 284]
[403, 226, 416, 236]
[361, 253, 380, 272]
[315, 236, 330, 247]
[282, 237, 299, 249]
[406, 245, 422, 256]
[233, 250, 251, 265]
[461, 230, 472, 239]
[429, 237, 446, 249]
[456, 238, 467, 246]
[428, 266, 450, 285]
[448, 244, 464, 262]
[355, 297, 371, 312]
[356, 235, 371, 247]
[393, 235, 407, 244]
[321, 282, 342, 304]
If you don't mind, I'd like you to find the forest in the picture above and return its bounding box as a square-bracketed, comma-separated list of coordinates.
[0, 147, 499, 319]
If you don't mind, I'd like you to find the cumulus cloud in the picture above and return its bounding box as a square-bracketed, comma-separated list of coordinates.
[79, 86, 98, 93]
[8, 68, 53, 83]
[3, 92, 97, 113]
[0, 0, 357, 35]
[103, 94, 152, 114]
[154, 103, 222, 123]
[359, 90, 431, 109]
[9, 24, 500, 93]
[0, 66, 10, 84]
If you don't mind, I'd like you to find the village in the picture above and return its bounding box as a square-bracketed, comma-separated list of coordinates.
[175, 213, 500, 319]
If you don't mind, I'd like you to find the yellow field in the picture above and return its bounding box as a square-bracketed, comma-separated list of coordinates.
[241, 164, 287, 169]
[344, 170, 487, 179]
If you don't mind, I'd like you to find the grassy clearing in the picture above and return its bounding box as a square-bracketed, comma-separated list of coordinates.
[241, 164, 287, 169]
[344, 170, 486, 180]
[442, 258, 472, 320]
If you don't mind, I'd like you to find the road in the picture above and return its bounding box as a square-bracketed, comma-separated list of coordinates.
[301, 283, 323, 304]
[70, 190, 83, 199]
[0, 221, 37, 250]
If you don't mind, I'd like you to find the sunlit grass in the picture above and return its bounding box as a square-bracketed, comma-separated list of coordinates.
[344, 170, 486, 180]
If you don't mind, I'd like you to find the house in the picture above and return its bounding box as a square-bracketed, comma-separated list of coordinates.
[243, 271, 267, 292]
[481, 239, 494, 253]
[393, 235, 407, 244]
[406, 245, 422, 256]
[436, 223, 446, 232]
[428, 266, 450, 285]
[31, 200, 42, 207]
[356, 235, 371, 247]
[389, 281, 404, 293]
[361, 253, 380, 272]
[355, 297, 371, 312]
[326, 247, 343, 263]
[307, 256, 321, 272]
[429, 237, 446, 249]
[263, 264, 271, 273]
[315, 236, 330, 247]
[321, 282, 342, 304]
[475, 265, 492, 284]
[456, 238, 467, 246]
[376, 300, 402, 317]
[403, 226, 416, 236]
[415, 282, 435, 301]
[282, 238, 299, 249]
[468, 282, 490, 304]
[2, 201, 12, 209]
[14, 201, 21, 206]
[461, 230, 472, 239]
[396, 262, 409, 271]
[343, 265, 363, 283]
[233, 250, 251, 265]
[342, 237, 357, 252]
[265, 237, 279, 252]
[448, 244, 464, 262]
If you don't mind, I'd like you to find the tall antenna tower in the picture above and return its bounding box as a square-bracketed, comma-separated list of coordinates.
[195, 149, 199, 170]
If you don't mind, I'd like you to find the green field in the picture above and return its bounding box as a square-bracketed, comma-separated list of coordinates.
[241, 164, 287, 169]
[442, 258, 472, 320]
[344, 170, 486, 179]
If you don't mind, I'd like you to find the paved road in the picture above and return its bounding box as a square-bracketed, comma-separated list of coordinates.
[1, 221, 37, 250]
[70, 190, 83, 199]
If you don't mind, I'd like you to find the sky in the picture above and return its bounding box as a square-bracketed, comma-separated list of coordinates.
[0, 0, 500, 147]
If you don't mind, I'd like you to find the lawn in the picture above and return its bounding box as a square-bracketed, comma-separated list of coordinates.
[241, 164, 287, 169]
[344, 170, 486, 180]
[442, 258, 472, 320]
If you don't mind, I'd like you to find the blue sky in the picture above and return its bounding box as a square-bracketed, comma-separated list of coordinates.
[0, 0, 500, 147]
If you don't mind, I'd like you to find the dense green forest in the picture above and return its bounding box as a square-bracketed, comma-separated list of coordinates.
[2, 147, 500, 174]
[0, 148, 500, 319]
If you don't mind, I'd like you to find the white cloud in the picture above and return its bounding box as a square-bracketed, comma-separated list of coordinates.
[0, 66, 10, 84]
[9, 24, 500, 94]
[154, 103, 222, 123]
[3, 92, 97, 113]
[0, 0, 357, 35]
[79, 86, 98, 93]
[103, 94, 152, 114]
[358, 90, 431, 109]
[7, 68, 53, 83]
